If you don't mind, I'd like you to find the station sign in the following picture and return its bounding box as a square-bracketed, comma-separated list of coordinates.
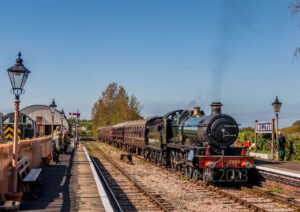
[256, 122, 272, 134]
[69, 112, 80, 117]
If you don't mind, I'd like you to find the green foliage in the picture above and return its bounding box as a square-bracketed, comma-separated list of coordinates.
[237, 131, 254, 144]
[91, 82, 143, 135]
[78, 120, 94, 138]
[292, 120, 300, 127]
[282, 126, 299, 134]
[281, 120, 300, 135]
[240, 126, 254, 132]
[67, 118, 94, 138]
[271, 186, 282, 194]
[238, 127, 300, 160]
[285, 135, 300, 161]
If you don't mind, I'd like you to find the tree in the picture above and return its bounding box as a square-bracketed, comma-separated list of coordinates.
[293, 120, 300, 127]
[91, 82, 143, 132]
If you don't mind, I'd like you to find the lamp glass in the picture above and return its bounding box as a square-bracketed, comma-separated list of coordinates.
[272, 103, 282, 113]
[8, 70, 29, 92]
[272, 96, 282, 113]
[61, 109, 65, 119]
[7, 52, 30, 95]
[49, 99, 57, 115]
[50, 107, 55, 115]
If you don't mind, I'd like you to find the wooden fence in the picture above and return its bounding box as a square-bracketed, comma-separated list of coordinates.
[0, 136, 52, 197]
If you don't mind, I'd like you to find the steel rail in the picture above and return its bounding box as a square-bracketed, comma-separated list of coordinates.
[194, 181, 267, 212]
[84, 143, 124, 212]
[89, 143, 172, 212]
[241, 186, 300, 211]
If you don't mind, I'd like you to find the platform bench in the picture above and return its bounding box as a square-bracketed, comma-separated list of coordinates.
[17, 156, 42, 198]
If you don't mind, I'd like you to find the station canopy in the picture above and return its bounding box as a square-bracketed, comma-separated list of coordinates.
[21, 105, 70, 131]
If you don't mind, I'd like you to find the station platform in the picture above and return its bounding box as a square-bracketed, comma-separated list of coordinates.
[255, 159, 300, 178]
[20, 144, 109, 211]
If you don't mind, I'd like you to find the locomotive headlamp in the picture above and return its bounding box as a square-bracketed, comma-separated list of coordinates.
[241, 160, 252, 169]
[272, 96, 282, 113]
[208, 161, 216, 169]
[245, 162, 252, 169]
[7, 52, 31, 97]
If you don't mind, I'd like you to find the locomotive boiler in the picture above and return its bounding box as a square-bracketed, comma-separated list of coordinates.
[179, 102, 239, 148]
[98, 102, 254, 184]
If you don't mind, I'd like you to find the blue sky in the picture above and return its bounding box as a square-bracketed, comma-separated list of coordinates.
[0, 0, 300, 127]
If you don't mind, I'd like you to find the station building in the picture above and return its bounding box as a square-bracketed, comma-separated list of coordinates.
[21, 105, 70, 137]
[2, 112, 36, 140]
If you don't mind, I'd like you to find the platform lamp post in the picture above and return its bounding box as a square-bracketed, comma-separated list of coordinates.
[272, 96, 282, 160]
[7, 52, 31, 193]
[60, 108, 65, 131]
[49, 99, 57, 138]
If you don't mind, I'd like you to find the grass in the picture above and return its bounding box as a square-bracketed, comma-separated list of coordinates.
[271, 186, 282, 194]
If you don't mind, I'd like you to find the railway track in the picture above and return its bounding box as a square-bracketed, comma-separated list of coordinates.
[132, 145, 300, 211]
[89, 141, 300, 212]
[85, 143, 173, 212]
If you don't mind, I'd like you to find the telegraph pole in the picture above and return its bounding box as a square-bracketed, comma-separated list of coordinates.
[76, 110, 79, 141]
[69, 110, 80, 141]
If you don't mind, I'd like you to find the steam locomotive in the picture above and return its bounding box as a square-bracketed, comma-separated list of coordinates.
[98, 102, 254, 183]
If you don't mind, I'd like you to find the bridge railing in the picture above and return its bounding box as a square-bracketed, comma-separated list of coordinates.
[0, 136, 52, 196]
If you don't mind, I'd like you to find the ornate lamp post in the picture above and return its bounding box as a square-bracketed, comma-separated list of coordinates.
[49, 99, 57, 138]
[7, 52, 31, 193]
[60, 108, 65, 131]
[272, 96, 282, 159]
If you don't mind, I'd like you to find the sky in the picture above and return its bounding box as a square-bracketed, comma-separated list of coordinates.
[0, 0, 300, 128]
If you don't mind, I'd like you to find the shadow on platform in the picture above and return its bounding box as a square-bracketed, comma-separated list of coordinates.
[20, 150, 75, 211]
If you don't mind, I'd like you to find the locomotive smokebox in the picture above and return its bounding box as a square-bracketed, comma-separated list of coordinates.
[210, 102, 223, 115]
[192, 107, 201, 117]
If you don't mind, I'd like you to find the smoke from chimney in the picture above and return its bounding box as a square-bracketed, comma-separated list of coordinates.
[212, 2, 251, 100]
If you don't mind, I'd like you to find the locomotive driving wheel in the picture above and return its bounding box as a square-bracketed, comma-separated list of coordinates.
[203, 168, 213, 184]
[184, 166, 193, 179]
[170, 151, 176, 171]
[192, 169, 200, 180]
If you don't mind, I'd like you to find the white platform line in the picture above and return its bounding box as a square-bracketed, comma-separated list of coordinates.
[83, 146, 114, 212]
[255, 165, 300, 179]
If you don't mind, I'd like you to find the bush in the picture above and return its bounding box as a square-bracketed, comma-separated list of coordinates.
[286, 135, 300, 161]
[237, 131, 300, 161]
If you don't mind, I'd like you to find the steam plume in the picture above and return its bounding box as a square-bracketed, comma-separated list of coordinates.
[212, 1, 251, 100]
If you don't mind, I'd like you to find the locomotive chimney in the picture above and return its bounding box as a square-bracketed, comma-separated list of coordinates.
[192, 106, 201, 118]
[210, 102, 223, 115]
